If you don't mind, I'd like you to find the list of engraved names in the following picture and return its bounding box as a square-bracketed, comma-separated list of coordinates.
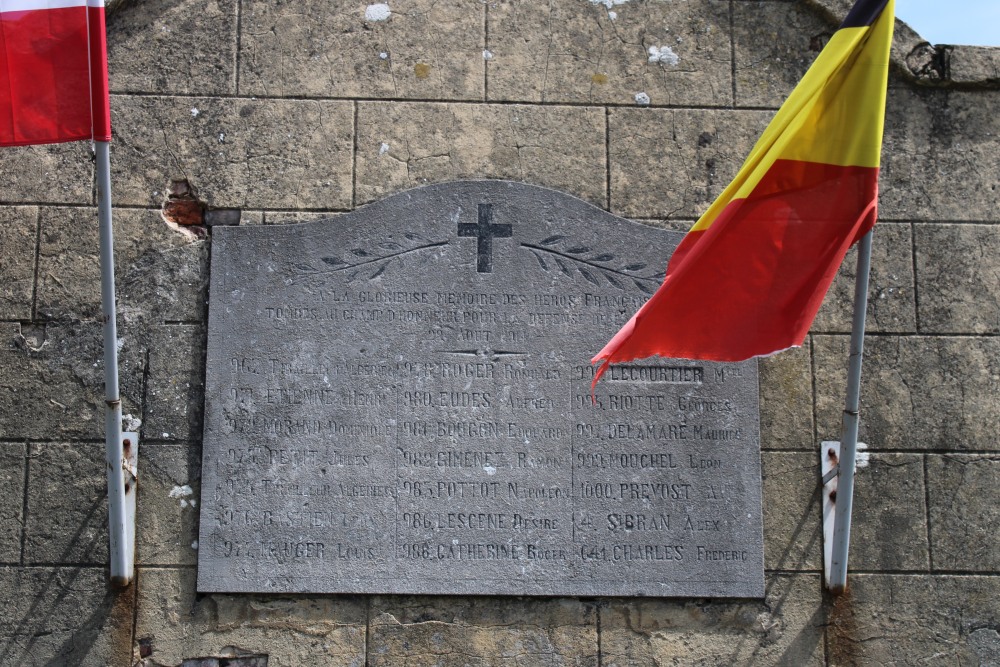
[198, 182, 763, 597]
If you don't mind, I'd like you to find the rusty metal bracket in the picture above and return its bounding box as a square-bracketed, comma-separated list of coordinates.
[121, 431, 139, 581]
[822, 440, 865, 590]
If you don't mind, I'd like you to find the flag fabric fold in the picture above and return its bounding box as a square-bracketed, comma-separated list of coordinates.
[0, 0, 111, 146]
[592, 0, 894, 382]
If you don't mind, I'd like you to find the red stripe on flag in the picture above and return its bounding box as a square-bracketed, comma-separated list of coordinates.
[595, 160, 878, 367]
[88, 4, 110, 141]
[0, 5, 109, 146]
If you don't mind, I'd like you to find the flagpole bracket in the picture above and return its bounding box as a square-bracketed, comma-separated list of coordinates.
[119, 431, 139, 586]
[821, 440, 866, 591]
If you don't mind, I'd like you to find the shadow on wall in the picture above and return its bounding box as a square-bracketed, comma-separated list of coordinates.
[0, 497, 132, 665]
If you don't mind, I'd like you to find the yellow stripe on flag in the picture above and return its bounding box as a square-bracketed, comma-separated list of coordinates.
[689, 0, 893, 233]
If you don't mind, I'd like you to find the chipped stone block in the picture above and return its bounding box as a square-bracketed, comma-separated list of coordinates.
[24, 442, 108, 564]
[37, 207, 196, 321]
[880, 89, 1000, 222]
[0, 567, 134, 666]
[762, 452, 822, 571]
[916, 223, 1000, 334]
[600, 575, 825, 666]
[813, 222, 916, 333]
[137, 445, 201, 566]
[0, 206, 36, 320]
[734, 1, 832, 108]
[110, 96, 354, 209]
[134, 567, 366, 667]
[239, 0, 483, 100]
[0, 322, 144, 441]
[162, 198, 205, 227]
[826, 575, 1000, 665]
[356, 102, 607, 207]
[369, 596, 597, 666]
[489, 0, 732, 106]
[144, 325, 206, 443]
[759, 341, 814, 450]
[0, 444, 25, 562]
[849, 453, 929, 571]
[927, 455, 1000, 572]
[814, 336, 1000, 451]
[0, 142, 93, 205]
[609, 108, 770, 219]
[108, 0, 237, 94]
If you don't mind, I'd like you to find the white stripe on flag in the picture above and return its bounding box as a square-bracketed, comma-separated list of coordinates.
[0, 0, 100, 13]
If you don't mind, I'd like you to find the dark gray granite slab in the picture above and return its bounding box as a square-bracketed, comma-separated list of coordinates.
[197, 181, 764, 597]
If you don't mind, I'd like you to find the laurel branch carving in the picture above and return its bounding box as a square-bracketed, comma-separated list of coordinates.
[522, 236, 666, 294]
[291, 233, 447, 283]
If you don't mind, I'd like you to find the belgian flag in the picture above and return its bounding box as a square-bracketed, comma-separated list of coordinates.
[594, 0, 894, 378]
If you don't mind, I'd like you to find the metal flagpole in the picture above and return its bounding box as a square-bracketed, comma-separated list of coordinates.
[827, 228, 874, 594]
[96, 139, 134, 587]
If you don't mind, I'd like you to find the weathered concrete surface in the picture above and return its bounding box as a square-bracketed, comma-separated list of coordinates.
[880, 89, 1000, 221]
[369, 596, 597, 666]
[759, 342, 814, 450]
[733, 1, 831, 108]
[110, 96, 354, 209]
[355, 102, 607, 207]
[0, 322, 144, 441]
[0, 207, 36, 321]
[0, 567, 134, 666]
[927, 455, 1000, 572]
[947, 46, 1000, 84]
[24, 442, 108, 565]
[137, 444, 201, 566]
[814, 336, 1000, 451]
[118, 232, 210, 325]
[488, 0, 732, 106]
[133, 567, 367, 667]
[609, 108, 770, 219]
[239, 0, 484, 100]
[37, 207, 196, 321]
[261, 211, 343, 225]
[915, 223, 1000, 334]
[848, 453, 929, 571]
[600, 575, 826, 666]
[826, 575, 1000, 665]
[0, 142, 93, 205]
[0, 444, 25, 563]
[762, 452, 822, 572]
[108, 0, 237, 95]
[144, 325, 206, 443]
[813, 222, 916, 333]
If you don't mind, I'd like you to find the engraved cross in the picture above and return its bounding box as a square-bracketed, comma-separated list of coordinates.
[458, 203, 512, 273]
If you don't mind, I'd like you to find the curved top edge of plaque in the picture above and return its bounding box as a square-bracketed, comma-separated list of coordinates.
[225, 180, 687, 241]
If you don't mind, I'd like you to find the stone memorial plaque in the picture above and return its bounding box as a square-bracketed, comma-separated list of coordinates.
[198, 181, 764, 597]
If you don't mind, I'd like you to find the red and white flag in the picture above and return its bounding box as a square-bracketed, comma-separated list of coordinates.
[0, 0, 110, 146]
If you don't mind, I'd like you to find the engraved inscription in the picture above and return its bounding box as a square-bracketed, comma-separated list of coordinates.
[199, 181, 764, 597]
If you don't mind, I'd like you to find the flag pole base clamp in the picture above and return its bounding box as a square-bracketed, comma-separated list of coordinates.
[117, 431, 139, 587]
[821, 440, 865, 591]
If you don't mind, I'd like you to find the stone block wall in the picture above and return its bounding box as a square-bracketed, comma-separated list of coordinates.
[0, 0, 998, 664]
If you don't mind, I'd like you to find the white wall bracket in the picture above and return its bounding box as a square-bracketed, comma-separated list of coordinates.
[822, 440, 865, 590]
[120, 431, 139, 584]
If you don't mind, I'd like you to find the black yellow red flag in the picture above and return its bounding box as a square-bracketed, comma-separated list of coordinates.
[593, 0, 894, 382]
